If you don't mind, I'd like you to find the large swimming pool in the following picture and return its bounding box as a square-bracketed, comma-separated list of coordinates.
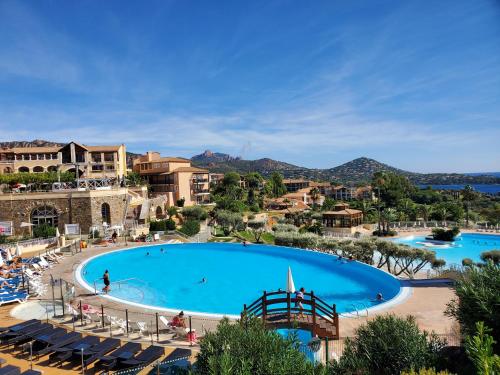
[77, 243, 402, 316]
[394, 233, 500, 265]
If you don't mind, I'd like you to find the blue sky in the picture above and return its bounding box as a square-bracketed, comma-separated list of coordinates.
[0, 0, 499, 173]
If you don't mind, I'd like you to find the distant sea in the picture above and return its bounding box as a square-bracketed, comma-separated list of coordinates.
[418, 184, 500, 194]
[465, 172, 500, 178]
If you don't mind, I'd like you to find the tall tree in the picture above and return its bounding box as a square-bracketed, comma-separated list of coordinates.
[267, 172, 287, 198]
[462, 184, 476, 228]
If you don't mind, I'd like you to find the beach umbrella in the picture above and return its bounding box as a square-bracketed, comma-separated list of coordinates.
[15, 243, 22, 257]
[6, 249, 12, 262]
[0, 255, 4, 267]
[286, 266, 296, 293]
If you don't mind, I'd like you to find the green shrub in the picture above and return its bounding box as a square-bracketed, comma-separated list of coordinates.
[446, 262, 500, 351]
[149, 220, 166, 231]
[33, 224, 57, 239]
[465, 322, 500, 375]
[401, 369, 452, 375]
[480, 250, 500, 265]
[462, 258, 474, 267]
[167, 206, 178, 217]
[179, 220, 200, 236]
[195, 317, 321, 375]
[272, 224, 298, 232]
[165, 219, 176, 230]
[181, 206, 207, 221]
[332, 315, 444, 375]
[432, 227, 460, 242]
[0, 235, 7, 244]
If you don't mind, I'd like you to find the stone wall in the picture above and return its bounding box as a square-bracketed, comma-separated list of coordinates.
[0, 189, 128, 235]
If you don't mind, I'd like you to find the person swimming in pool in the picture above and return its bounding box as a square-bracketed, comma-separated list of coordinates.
[375, 292, 384, 301]
[146, 252, 150, 256]
[160, 248, 164, 253]
[200, 277, 207, 284]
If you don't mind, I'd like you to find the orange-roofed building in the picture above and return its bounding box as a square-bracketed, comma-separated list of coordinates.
[132, 151, 210, 206]
[322, 203, 363, 235]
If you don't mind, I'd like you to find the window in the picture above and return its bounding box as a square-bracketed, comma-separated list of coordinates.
[156, 206, 164, 219]
[105, 165, 115, 171]
[3, 167, 13, 174]
[101, 203, 111, 225]
[31, 205, 59, 227]
[18, 167, 29, 173]
[91, 153, 102, 162]
[92, 165, 104, 171]
[33, 166, 44, 173]
[104, 153, 114, 162]
[47, 166, 58, 172]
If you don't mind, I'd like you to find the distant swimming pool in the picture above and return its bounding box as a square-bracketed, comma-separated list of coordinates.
[394, 233, 500, 265]
[77, 243, 402, 316]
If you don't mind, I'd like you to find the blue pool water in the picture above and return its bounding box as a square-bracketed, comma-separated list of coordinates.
[394, 233, 500, 265]
[79, 243, 401, 315]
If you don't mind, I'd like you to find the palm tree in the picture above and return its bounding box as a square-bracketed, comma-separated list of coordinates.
[462, 185, 475, 228]
[417, 204, 431, 222]
[382, 208, 398, 233]
[310, 187, 321, 207]
[372, 172, 387, 235]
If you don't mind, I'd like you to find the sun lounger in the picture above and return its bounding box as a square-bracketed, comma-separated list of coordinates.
[0, 365, 21, 375]
[160, 348, 192, 369]
[94, 341, 141, 370]
[0, 319, 38, 334]
[0, 322, 44, 344]
[32, 331, 82, 357]
[79, 337, 120, 368]
[5, 323, 53, 346]
[19, 327, 66, 354]
[49, 335, 100, 365]
[117, 345, 165, 369]
[20, 370, 42, 375]
[0, 291, 28, 307]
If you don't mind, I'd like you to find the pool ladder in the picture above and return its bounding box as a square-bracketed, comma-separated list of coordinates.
[341, 302, 369, 318]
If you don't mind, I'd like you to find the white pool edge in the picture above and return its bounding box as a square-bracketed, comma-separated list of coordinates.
[74, 242, 412, 320]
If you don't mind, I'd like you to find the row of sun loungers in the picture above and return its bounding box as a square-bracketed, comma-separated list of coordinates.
[0, 247, 67, 306]
[0, 319, 188, 372]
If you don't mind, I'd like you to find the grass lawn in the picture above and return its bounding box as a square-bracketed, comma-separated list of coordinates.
[236, 230, 275, 244]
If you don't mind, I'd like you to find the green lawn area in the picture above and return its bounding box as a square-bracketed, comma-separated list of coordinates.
[236, 230, 275, 244]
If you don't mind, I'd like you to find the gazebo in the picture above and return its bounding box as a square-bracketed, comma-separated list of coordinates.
[322, 203, 363, 234]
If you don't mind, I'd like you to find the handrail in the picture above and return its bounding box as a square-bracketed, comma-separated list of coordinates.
[243, 289, 339, 338]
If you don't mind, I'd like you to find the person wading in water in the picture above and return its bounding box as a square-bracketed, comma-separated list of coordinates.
[102, 270, 111, 293]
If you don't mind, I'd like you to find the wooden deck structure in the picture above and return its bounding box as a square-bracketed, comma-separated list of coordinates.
[243, 290, 340, 339]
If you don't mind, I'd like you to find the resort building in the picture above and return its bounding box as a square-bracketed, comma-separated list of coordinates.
[132, 152, 210, 206]
[282, 188, 325, 206]
[331, 185, 374, 201]
[0, 141, 127, 180]
[283, 179, 311, 192]
[322, 203, 363, 235]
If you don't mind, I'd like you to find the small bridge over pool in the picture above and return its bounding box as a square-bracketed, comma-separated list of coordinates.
[243, 290, 340, 339]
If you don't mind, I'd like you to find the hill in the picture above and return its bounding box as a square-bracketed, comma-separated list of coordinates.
[192, 151, 500, 185]
[1, 141, 498, 185]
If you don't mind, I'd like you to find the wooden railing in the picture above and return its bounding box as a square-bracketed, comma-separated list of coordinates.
[243, 290, 340, 339]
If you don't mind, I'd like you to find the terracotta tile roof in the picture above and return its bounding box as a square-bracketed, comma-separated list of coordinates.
[283, 179, 310, 184]
[86, 145, 122, 152]
[7, 147, 60, 153]
[174, 166, 209, 173]
[323, 209, 362, 215]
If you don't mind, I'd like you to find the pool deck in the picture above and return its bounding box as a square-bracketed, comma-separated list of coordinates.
[0, 238, 461, 373]
[48, 240, 458, 336]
